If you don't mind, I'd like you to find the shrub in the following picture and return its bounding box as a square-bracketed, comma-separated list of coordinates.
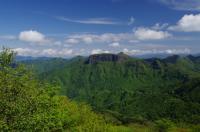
[154, 119, 174, 132]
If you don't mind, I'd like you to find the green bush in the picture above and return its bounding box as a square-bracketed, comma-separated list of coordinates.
[154, 119, 174, 132]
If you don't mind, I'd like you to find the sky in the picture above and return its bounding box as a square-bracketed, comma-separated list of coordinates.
[0, 0, 200, 57]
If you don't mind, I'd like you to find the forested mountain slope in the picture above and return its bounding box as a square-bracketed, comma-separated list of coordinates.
[24, 53, 200, 124]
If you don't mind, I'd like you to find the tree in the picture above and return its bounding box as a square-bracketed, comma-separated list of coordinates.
[0, 48, 109, 131]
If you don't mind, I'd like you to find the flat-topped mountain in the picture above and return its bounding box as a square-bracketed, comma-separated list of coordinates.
[86, 52, 129, 64]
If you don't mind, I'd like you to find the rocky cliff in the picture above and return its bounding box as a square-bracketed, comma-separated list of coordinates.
[86, 52, 129, 64]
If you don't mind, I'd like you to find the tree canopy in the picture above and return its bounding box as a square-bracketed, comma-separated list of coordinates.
[0, 48, 111, 131]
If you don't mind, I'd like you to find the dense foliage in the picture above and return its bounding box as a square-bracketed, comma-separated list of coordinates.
[0, 49, 113, 131]
[25, 54, 200, 125]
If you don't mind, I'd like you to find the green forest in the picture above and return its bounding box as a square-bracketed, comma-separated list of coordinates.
[1, 49, 200, 131]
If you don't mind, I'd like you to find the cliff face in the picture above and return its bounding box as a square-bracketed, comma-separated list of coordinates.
[86, 53, 129, 64]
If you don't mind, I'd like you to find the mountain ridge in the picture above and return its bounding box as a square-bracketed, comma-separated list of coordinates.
[23, 53, 200, 124]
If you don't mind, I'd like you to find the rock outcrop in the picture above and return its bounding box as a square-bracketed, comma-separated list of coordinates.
[86, 52, 129, 64]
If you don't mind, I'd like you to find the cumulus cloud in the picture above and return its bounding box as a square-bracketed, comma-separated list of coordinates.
[19, 30, 47, 43]
[168, 14, 200, 32]
[134, 27, 172, 40]
[158, 0, 200, 11]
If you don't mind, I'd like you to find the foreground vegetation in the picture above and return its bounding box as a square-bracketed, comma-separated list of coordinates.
[0, 49, 112, 131]
[1, 49, 200, 131]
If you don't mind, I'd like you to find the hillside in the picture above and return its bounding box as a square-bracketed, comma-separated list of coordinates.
[24, 53, 200, 124]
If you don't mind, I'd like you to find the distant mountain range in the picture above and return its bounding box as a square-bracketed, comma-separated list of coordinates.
[17, 52, 200, 61]
[16, 56, 52, 61]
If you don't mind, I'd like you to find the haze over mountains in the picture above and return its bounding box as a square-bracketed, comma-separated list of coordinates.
[16, 51, 197, 61]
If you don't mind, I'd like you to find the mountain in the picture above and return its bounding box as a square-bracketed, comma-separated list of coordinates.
[24, 53, 200, 124]
[86, 52, 130, 64]
[134, 53, 172, 59]
[16, 56, 53, 61]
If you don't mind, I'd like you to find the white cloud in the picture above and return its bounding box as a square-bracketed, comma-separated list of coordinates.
[165, 49, 191, 54]
[98, 33, 131, 42]
[65, 38, 79, 44]
[66, 33, 130, 44]
[14, 48, 74, 57]
[123, 48, 191, 55]
[109, 42, 120, 47]
[82, 36, 93, 44]
[57, 17, 122, 25]
[42, 48, 73, 57]
[123, 48, 141, 55]
[66, 29, 171, 45]
[158, 0, 200, 11]
[67, 34, 94, 44]
[14, 48, 39, 56]
[13, 46, 191, 57]
[134, 27, 172, 40]
[19, 30, 47, 43]
[168, 14, 200, 32]
[42, 49, 57, 56]
[91, 49, 110, 54]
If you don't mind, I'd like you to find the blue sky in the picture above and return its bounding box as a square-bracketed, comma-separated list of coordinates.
[0, 0, 200, 57]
